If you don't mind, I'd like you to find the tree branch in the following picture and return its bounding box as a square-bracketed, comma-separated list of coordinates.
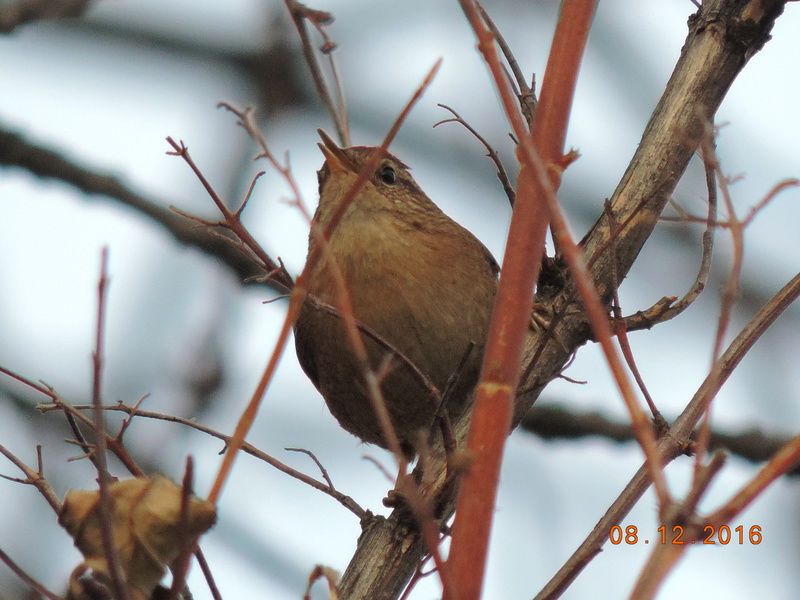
[0, 125, 279, 289]
[336, 1, 789, 598]
[520, 403, 800, 475]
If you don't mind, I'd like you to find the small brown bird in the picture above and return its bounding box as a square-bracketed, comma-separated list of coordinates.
[294, 130, 499, 457]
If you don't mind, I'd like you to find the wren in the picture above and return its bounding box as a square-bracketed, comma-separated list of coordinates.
[294, 130, 498, 458]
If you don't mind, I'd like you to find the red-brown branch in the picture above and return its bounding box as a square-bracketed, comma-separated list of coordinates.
[445, 1, 597, 599]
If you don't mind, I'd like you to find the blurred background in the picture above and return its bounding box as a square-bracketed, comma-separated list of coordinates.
[1, 0, 799, 598]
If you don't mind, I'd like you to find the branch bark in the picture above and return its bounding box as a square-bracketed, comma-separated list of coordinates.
[336, 1, 788, 598]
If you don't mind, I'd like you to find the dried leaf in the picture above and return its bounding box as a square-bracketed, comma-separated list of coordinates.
[60, 475, 216, 599]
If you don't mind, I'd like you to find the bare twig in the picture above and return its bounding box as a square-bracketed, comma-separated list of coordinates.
[434, 103, 516, 206]
[0, 444, 61, 512]
[39, 400, 367, 519]
[217, 103, 314, 223]
[630, 451, 728, 600]
[90, 247, 131, 600]
[0, 547, 63, 600]
[624, 128, 719, 331]
[477, 1, 537, 127]
[168, 457, 196, 600]
[399, 555, 436, 600]
[536, 270, 800, 600]
[285, 447, 335, 490]
[447, 2, 600, 597]
[52, 400, 143, 475]
[166, 136, 294, 292]
[0, 125, 274, 288]
[708, 433, 800, 525]
[194, 549, 224, 600]
[307, 296, 441, 407]
[284, 0, 350, 145]
[605, 200, 663, 421]
[690, 141, 798, 493]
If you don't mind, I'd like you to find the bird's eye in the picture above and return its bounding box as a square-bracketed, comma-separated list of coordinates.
[378, 165, 397, 185]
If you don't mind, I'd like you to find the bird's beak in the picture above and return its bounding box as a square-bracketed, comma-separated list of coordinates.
[317, 129, 357, 174]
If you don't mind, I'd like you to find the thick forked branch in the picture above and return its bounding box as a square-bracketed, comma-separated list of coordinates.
[336, 1, 787, 598]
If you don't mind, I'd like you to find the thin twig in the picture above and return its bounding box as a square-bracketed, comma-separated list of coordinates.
[605, 200, 663, 422]
[64, 407, 97, 466]
[168, 457, 196, 600]
[38, 393, 143, 476]
[624, 128, 719, 331]
[0, 547, 63, 600]
[165, 136, 294, 292]
[536, 270, 800, 600]
[0, 125, 274, 289]
[308, 296, 441, 407]
[477, 1, 537, 127]
[0, 444, 61, 513]
[217, 104, 314, 222]
[90, 248, 130, 600]
[399, 555, 436, 600]
[39, 400, 367, 519]
[630, 451, 728, 600]
[194, 549, 224, 600]
[707, 432, 800, 525]
[284, 0, 349, 145]
[285, 447, 335, 490]
[434, 103, 516, 206]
